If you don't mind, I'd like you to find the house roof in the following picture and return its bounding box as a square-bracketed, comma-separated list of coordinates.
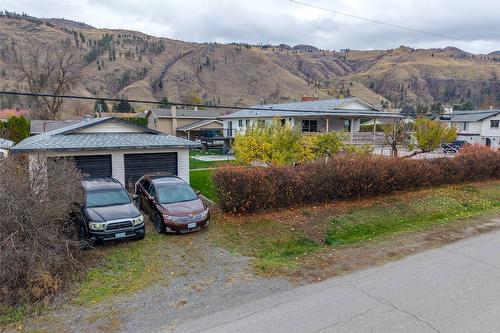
[177, 119, 223, 132]
[12, 117, 200, 152]
[30, 119, 82, 134]
[0, 138, 15, 149]
[443, 110, 500, 122]
[219, 97, 400, 119]
[147, 108, 226, 119]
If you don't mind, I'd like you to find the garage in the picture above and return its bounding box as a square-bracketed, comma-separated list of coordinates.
[124, 152, 178, 185]
[73, 155, 112, 178]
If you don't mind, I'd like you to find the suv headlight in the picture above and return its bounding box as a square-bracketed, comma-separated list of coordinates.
[132, 215, 144, 226]
[89, 221, 106, 231]
[200, 208, 209, 219]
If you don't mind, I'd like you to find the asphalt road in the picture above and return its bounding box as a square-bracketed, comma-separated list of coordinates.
[166, 225, 500, 333]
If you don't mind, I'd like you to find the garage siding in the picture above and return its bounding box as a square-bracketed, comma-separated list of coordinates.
[34, 148, 190, 186]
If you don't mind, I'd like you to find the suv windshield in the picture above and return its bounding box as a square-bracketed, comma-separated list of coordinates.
[86, 188, 131, 208]
[157, 183, 197, 204]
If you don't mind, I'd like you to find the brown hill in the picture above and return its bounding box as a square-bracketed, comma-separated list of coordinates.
[0, 14, 498, 118]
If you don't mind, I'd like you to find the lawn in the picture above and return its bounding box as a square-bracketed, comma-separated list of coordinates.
[189, 150, 235, 170]
[190, 169, 217, 202]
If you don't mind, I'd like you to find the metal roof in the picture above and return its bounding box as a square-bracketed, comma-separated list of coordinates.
[219, 97, 401, 119]
[448, 110, 500, 122]
[12, 117, 200, 152]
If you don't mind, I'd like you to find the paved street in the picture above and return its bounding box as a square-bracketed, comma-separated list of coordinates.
[166, 224, 500, 333]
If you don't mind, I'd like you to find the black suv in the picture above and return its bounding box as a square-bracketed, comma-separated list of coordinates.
[76, 178, 145, 248]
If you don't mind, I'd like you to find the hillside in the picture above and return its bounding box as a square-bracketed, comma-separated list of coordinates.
[0, 13, 499, 117]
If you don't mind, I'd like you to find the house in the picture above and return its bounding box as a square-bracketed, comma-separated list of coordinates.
[146, 106, 224, 140]
[0, 138, 14, 158]
[12, 117, 200, 186]
[439, 109, 500, 149]
[30, 119, 82, 135]
[219, 97, 402, 143]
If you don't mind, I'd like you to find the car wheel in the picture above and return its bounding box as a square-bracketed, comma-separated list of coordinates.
[79, 225, 91, 250]
[154, 214, 166, 234]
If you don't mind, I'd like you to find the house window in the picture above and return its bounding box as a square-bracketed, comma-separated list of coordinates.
[344, 119, 351, 131]
[302, 120, 318, 132]
[238, 119, 243, 127]
[462, 122, 468, 131]
[491, 120, 499, 128]
[153, 118, 157, 127]
[280, 119, 286, 126]
[246, 119, 250, 127]
[227, 121, 233, 136]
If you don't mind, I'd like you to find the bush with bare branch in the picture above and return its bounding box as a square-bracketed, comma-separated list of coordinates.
[0, 154, 83, 305]
[17, 40, 81, 120]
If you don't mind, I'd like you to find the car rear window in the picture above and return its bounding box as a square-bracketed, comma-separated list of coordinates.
[86, 188, 131, 208]
[157, 184, 197, 204]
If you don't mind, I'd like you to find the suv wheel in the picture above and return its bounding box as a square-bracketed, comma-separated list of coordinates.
[79, 225, 92, 250]
[154, 214, 166, 234]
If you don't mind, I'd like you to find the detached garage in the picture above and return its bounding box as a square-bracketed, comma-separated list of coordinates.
[12, 117, 199, 186]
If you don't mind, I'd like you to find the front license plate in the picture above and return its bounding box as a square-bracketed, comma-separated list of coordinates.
[115, 232, 126, 238]
[188, 223, 197, 229]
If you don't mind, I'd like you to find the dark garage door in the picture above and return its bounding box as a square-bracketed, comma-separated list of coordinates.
[73, 155, 112, 178]
[124, 152, 178, 186]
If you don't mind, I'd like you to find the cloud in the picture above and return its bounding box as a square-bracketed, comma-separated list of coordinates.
[2, 0, 499, 53]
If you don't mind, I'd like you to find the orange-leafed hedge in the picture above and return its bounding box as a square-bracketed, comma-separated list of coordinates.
[213, 146, 500, 213]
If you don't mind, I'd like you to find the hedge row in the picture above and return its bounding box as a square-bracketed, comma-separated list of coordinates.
[213, 146, 500, 213]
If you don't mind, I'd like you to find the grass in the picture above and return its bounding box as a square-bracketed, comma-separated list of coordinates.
[190, 169, 217, 202]
[212, 219, 320, 273]
[325, 183, 500, 246]
[0, 304, 42, 327]
[74, 231, 167, 305]
[189, 151, 235, 170]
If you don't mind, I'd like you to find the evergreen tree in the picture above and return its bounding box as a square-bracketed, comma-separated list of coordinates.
[112, 99, 134, 113]
[93, 99, 109, 113]
[158, 97, 169, 108]
[5, 116, 30, 143]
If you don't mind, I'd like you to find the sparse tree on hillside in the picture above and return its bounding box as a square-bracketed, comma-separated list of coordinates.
[93, 99, 109, 114]
[17, 41, 81, 120]
[158, 97, 170, 108]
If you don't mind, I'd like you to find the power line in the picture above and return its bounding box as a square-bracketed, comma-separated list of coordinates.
[288, 0, 494, 46]
[0, 90, 393, 114]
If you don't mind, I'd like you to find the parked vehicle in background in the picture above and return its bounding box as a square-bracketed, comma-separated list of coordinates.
[442, 140, 469, 153]
[135, 173, 210, 234]
[76, 178, 145, 249]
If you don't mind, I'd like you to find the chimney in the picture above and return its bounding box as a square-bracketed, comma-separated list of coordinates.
[83, 115, 92, 122]
[490, 106, 493, 110]
[194, 106, 198, 111]
[171, 105, 177, 135]
[444, 105, 453, 114]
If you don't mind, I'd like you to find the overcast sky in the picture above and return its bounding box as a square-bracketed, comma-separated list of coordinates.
[3, 0, 500, 54]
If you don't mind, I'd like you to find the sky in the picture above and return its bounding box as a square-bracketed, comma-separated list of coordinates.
[3, 0, 500, 54]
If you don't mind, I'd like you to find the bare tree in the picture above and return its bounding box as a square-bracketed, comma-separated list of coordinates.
[383, 120, 412, 157]
[17, 40, 81, 120]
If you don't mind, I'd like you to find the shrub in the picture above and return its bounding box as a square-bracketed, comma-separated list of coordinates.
[0, 155, 84, 305]
[213, 147, 500, 213]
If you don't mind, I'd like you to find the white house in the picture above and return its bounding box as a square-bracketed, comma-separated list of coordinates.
[11, 117, 200, 186]
[219, 97, 402, 143]
[439, 109, 500, 149]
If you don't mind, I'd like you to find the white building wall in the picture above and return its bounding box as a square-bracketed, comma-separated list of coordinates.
[481, 115, 500, 137]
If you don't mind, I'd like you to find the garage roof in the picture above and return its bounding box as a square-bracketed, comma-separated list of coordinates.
[12, 117, 200, 152]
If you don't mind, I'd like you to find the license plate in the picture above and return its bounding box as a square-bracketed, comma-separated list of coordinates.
[115, 232, 126, 238]
[188, 223, 197, 229]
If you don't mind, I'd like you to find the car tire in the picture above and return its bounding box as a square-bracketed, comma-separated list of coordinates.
[154, 214, 166, 234]
[79, 225, 92, 251]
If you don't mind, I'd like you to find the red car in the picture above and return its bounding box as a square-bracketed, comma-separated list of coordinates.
[135, 174, 210, 233]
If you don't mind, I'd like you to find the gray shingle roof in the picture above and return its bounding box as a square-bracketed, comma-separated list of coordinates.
[0, 138, 14, 149]
[12, 117, 200, 152]
[449, 110, 500, 122]
[30, 119, 81, 134]
[219, 97, 401, 119]
[149, 108, 226, 118]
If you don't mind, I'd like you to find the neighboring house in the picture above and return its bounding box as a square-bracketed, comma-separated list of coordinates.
[439, 109, 500, 149]
[12, 117, 200, 186]
[30, 119, 82, 135]
[0, 138, 14, 158]
[146, 106, 224, 140]
[219, 97, 401, 143]
[0, 108, 31, 121]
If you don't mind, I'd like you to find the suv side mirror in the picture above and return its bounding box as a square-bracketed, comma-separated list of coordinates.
[195, 190, 201, 196]
[132, 194, 139, 200]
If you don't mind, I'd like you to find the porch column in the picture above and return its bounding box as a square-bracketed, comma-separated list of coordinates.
[326, 118, 329, 132]
[372, 118, 377, 133]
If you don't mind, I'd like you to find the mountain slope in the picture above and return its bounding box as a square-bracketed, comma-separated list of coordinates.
[0, 14, 498, 117]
